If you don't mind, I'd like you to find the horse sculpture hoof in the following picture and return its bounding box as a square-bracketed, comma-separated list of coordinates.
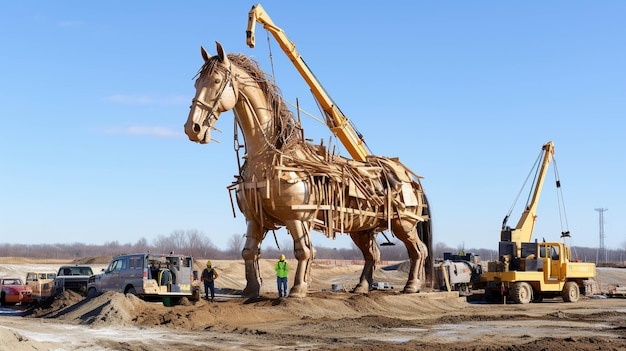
[352, 283, 370, 294]
[289, 284, 308, 298]
[242, 285, 261, 298]
[403, 280, 422, 294]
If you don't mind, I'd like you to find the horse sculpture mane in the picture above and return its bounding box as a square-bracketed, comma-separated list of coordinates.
[196, 53, 299, 149]
[185, 42, 432, 298]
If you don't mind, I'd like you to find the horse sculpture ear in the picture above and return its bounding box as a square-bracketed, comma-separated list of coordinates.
[215, 41, 230, 66]
[200, 46, 211, 62]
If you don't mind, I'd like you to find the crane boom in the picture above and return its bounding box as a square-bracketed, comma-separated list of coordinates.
[246, 3, 369, 161]
[501, 141, 555, 257]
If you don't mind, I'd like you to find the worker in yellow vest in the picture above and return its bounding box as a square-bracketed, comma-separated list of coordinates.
[201, 260, 218, 302]
[274, 254, 290, 298]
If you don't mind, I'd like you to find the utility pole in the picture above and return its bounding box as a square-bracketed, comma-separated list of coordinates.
[595, 208, 608, 264]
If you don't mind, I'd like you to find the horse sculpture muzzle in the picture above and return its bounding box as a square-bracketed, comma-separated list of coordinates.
[184, 100, 219, 144]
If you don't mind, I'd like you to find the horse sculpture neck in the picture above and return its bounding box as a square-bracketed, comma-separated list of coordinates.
[229, 63, 278, 157]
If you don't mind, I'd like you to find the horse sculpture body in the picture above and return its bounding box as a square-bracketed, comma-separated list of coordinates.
[184, 42, 432, 298]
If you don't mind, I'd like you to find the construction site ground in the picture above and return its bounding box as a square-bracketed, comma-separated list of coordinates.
[1, 258, 626, 350]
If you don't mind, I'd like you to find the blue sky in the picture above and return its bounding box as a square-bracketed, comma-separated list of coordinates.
[1, 1, 624, 252]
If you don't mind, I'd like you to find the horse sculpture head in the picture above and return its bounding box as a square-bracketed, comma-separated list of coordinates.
[184, 42, 238, 144]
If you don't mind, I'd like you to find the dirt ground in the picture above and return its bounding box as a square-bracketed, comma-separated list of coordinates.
[1, 258, 626, 351]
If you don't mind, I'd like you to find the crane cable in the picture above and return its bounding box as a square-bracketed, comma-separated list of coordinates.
[552, 158, 578, 259]
[503, 148, 543, 229]
[265, 30, 276, 85]
[260, 27, 371, 156]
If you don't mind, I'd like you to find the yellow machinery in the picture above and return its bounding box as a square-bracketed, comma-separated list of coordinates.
[480, 141, 596, 303]
[246, 3, 369, 161]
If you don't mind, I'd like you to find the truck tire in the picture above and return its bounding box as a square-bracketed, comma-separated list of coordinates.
[191, 288, 200, 301]
[125, 286, 137, 295]
[562, 281, 580, 302]
[87, 287, 98, 298]
[511, 282, 532, 304]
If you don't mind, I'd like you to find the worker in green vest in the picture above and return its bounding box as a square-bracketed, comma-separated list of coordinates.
[274, 254, 290, 298]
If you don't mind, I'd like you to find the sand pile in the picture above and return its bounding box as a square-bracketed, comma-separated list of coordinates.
[0, 328, 54, 351]
[29, 291, 149, 327]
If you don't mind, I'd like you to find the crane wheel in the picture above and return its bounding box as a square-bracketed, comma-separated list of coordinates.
[562, 281, 580, 302]
[511, 282, 532, 304]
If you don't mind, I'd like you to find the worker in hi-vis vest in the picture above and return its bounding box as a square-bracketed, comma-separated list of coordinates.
[274, 254, 290, 298]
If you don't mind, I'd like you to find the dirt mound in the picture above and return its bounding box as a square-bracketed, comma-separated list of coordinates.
[30, 290, 85, 317]
[0, 328, 54, 351]
[29, 291, 148, 327]
[27, 284, 466, 333]
[381, 260, 410, 273]
[71, 256, 112, 265]
[0, 257, 70, 264]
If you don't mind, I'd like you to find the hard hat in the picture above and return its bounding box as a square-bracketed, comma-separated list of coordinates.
[206, 260, 212, 267]
[279, 254, 285, 261]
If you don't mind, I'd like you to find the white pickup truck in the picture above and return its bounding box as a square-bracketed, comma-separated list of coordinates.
[54, 265, 94, 296]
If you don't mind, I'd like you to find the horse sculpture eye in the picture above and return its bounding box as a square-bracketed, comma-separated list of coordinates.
[214, 78, 221, 84]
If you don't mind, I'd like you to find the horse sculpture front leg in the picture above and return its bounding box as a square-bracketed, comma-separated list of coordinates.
[285, 219, 313, 298]
[350, 231, 379, 294]
[241, 220, 265, 298]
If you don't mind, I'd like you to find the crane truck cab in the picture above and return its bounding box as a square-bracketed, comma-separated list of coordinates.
[481, 241, 596, 303]
[478, 141, 596, 304]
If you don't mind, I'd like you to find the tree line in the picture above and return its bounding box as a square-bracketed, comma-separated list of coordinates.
[0, 229, 623, 265]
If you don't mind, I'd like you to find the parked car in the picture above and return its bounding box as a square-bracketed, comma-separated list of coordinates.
[54, 265, 94, 296]
[25, 271, 57, 302]
[87, 253, 200, 304]
[0, 277, 33, 305]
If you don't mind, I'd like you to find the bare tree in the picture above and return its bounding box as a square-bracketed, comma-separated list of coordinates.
[186, 229, 205, 255]
[170, 230, 187, 251]
[133, 237, 149, 252]
[227, 233, 245, 259]
[103, 240, 120, 249]
[433, 242, 454, 260]
[152, 234, 173, 253]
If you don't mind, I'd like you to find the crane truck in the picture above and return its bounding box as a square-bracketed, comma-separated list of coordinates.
[246, 3, 370, 161]
[479, 141, 596, 304]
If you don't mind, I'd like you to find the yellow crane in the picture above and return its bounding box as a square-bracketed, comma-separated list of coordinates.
[479, 141, 596, 304]
[246, 3, 369, 161]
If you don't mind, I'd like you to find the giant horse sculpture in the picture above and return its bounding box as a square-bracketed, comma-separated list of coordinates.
[184, 42, 432, 298]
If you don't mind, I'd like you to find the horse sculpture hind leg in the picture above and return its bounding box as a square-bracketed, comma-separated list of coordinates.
[350, 230, 380, 294]
[392, 221, 428, 293]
